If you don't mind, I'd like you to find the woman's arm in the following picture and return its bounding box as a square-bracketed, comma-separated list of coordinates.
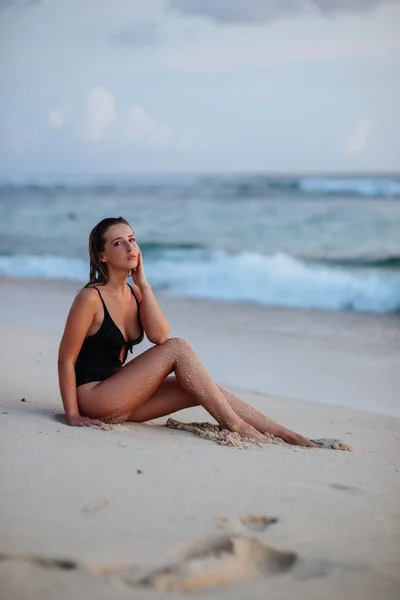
[58, 289, 104, 426]
[132, 251, 170, 344]
[135, 282, 170, 344]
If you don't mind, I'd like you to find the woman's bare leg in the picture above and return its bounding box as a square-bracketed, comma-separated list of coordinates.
[77, 338, 265, 442]
[129, 375, 315, 447]
[216, 385, 315, 446]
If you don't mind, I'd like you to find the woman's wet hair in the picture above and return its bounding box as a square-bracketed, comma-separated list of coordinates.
[85, 217, 131, 287]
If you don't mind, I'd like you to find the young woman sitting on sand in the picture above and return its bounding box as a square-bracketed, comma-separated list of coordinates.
[58, 217, 315, 447]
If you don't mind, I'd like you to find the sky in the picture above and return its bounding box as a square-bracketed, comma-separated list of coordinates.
[0, 0, 399, 177]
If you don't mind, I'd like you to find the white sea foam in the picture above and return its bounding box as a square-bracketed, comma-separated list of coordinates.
[1, 251, 399, 314]
[0, 255, 88, 282]
[298, 177, 400, 198]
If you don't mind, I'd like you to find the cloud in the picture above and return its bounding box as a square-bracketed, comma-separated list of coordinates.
[48, 109, 65, 129]
[110, 20, 158, 47]
[127, 105, 159, 140]
[169, 0, 398, 24]
[344, 118, 370, 156]
[125, 105, 172, 147]
[44, 90, 204, 152]
[84, 87, 116, 142]
[125, 105, 206, 150]
[175, 127, 207, 150]
[0, 0, 39, 9]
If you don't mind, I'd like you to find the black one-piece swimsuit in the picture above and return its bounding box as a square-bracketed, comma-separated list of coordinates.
[74, 284, 144, 387]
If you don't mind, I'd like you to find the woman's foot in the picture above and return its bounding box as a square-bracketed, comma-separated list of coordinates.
[233, 421, 267, 444]
[281, 430, 316, 447]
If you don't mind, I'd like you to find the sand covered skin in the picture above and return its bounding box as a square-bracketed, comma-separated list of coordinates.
[1, 279, 400, 599]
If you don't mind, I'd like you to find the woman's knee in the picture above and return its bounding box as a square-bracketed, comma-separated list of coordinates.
[164, 337, 194, 356]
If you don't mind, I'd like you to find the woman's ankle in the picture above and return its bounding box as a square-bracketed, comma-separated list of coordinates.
[223, 416, 243, 433]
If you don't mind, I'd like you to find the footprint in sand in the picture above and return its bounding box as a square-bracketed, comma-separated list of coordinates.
[329, 483, 361, 494]
[0, 534, 297, 594]
[81, 500, 110, 515]
[218, 514, 278, 532]
[0, 553, 78, 570]
[127, 535, 297, 593]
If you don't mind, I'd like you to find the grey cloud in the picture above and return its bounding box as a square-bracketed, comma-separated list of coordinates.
[0, 0, 39, 9]
[110, 20, 158, 47]
[169, 0, 397, 24]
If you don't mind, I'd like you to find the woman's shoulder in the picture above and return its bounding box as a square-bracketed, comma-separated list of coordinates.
[73, 285, 102, 307]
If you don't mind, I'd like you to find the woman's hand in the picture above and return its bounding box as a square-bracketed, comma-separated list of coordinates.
[67, 415, 105, 428]
[131, 250, 148, 288]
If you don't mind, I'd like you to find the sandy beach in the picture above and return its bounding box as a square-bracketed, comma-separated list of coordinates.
[1, 278, 400, 599]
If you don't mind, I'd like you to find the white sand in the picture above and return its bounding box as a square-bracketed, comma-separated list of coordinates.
[1, 278, 400, 599]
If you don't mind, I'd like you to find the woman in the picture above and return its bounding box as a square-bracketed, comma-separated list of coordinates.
[58, 217, 314, 447]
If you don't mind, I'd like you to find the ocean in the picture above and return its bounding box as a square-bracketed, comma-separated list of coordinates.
[1, 173, 400, 314]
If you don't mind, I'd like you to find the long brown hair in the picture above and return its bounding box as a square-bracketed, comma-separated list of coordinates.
[84, 217, 131, 287]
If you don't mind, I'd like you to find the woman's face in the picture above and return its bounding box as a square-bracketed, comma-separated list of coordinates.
[99, 223, 139, 271]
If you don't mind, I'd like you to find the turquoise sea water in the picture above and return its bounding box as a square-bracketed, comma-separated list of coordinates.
[1, 173, 400, 313]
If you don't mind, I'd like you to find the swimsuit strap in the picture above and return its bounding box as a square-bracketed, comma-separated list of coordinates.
[93, 285, 138, 312]
[127, 283, 144, 336]
[92, 286, 110, 317]
[127, 283, 140, 309]
[93, 284, 142, 332]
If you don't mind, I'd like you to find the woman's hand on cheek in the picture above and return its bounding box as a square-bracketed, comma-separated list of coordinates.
[131, 250, 148, 288]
